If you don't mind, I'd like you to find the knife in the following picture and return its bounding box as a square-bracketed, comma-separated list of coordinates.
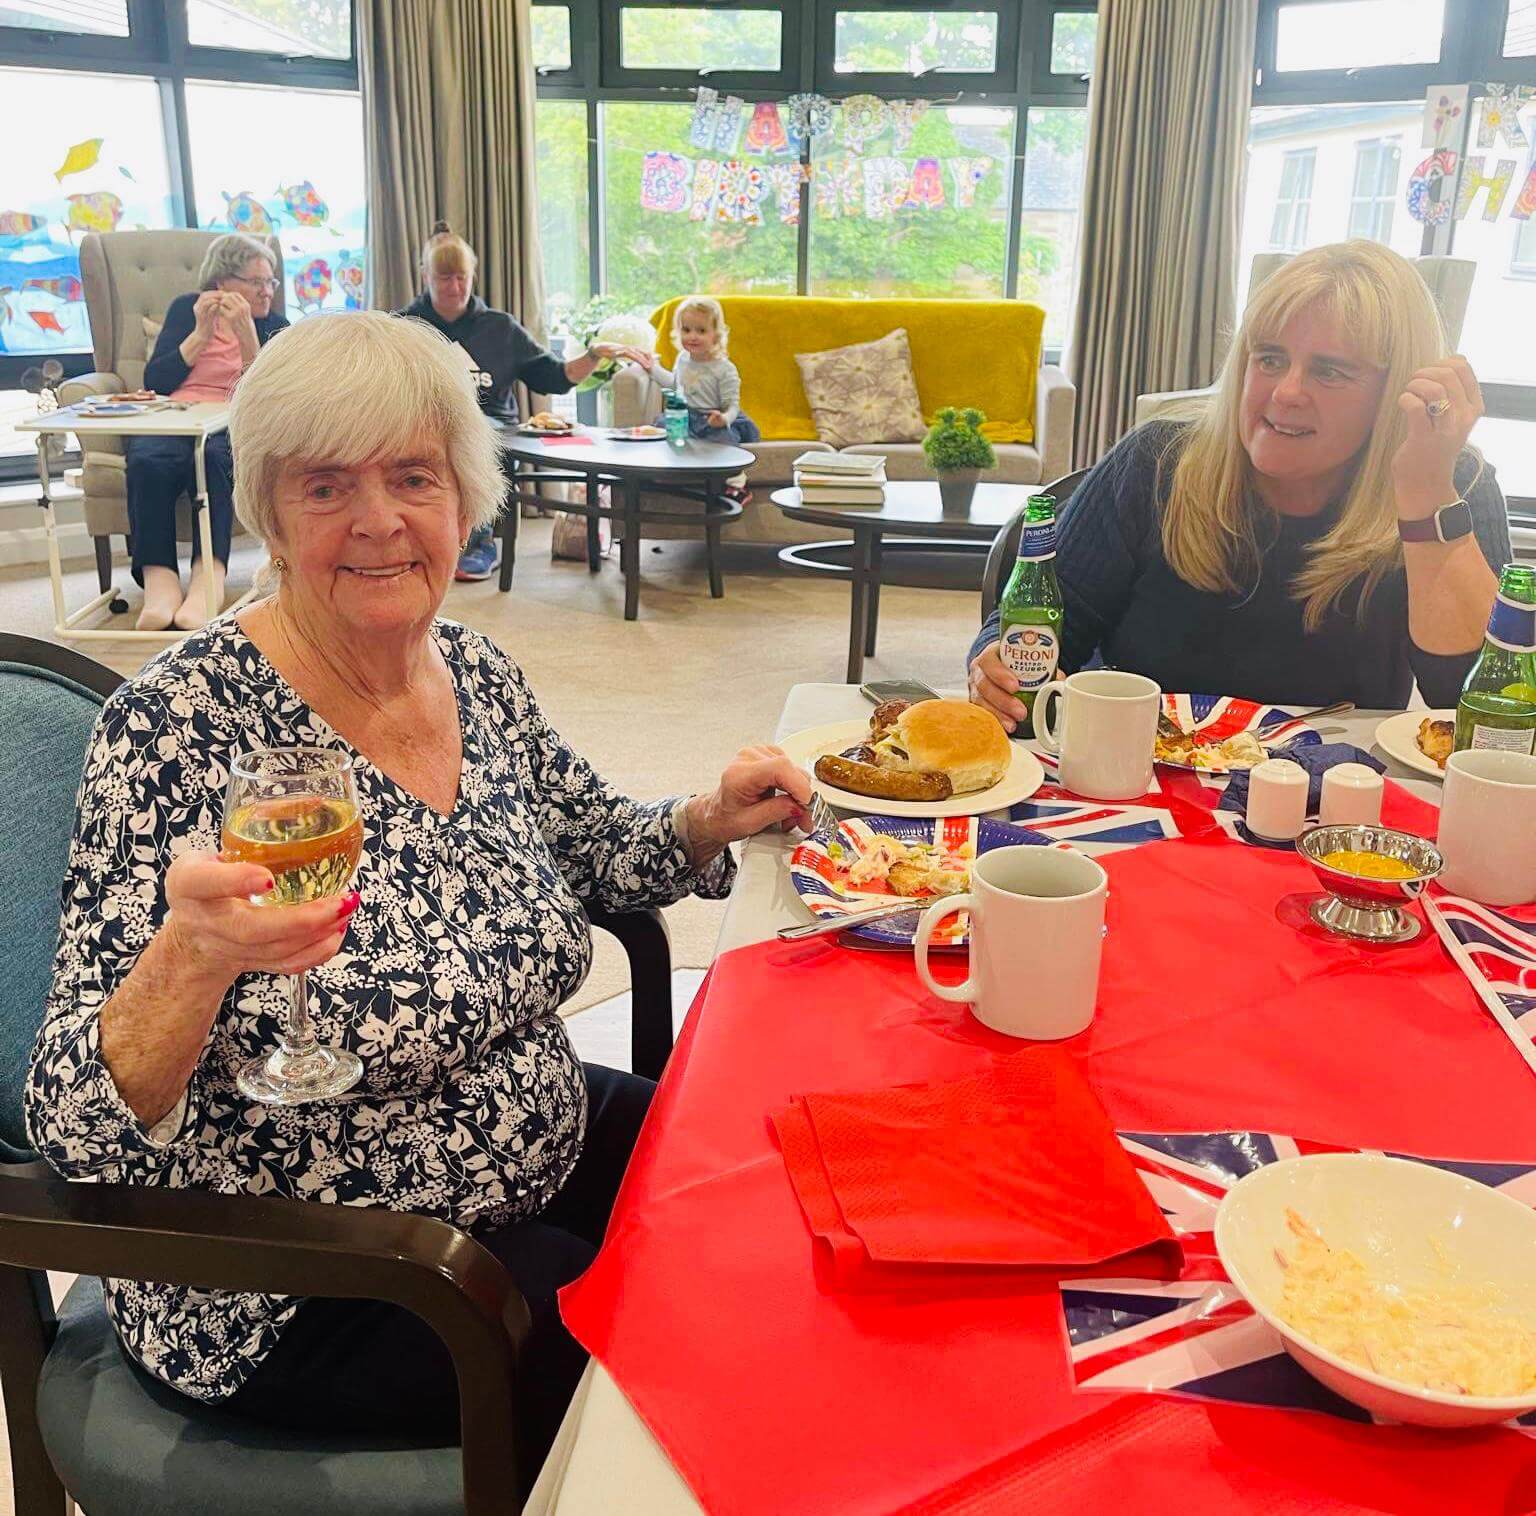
[777, 900, 931, 941]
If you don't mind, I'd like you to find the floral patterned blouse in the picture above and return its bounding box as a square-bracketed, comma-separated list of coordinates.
[25, 616, 732, 1404]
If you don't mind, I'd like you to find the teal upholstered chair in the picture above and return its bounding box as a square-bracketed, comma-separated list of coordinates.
[0, 634, 676, 1515]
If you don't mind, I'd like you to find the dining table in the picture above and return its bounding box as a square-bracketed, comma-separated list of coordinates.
[524, 687, 1536, 1516]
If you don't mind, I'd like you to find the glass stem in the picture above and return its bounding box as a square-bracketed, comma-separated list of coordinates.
[281, 970, 321, 1063]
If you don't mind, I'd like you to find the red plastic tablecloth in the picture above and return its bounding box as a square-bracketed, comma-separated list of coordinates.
[561, 838, 1536, 1514]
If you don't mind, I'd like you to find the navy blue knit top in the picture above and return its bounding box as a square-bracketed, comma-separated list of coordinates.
[971, 422, 1511, 710]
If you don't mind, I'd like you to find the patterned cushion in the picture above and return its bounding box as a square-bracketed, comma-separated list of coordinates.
[794, 328, 927, 449]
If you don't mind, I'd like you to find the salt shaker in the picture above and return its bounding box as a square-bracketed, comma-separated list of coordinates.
[1319, 762, 1384, 827]
[1245, 758, 1310, 841]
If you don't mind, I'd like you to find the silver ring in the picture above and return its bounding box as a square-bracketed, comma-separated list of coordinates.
[1426, 398, 1451, 417]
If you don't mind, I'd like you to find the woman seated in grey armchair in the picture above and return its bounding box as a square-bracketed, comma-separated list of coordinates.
[131, 232, 289, 630]
[968, 240, 1509, 731]
[27, 311, 812, 1465]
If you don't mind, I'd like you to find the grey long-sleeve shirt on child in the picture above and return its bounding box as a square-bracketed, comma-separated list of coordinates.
[650, 353, 741, 424]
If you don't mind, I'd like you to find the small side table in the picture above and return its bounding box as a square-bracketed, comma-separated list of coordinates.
[15, 402, 248, 645]
[772, 482, 1033, 682]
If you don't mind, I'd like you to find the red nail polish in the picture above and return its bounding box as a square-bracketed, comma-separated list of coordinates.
[337, 889, 360, 918]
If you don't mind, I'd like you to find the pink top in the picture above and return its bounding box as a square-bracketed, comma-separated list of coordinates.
[171, 323, 244, 403]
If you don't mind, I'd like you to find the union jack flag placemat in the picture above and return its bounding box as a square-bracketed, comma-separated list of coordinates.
[1062, 1129, 1536, 1433]
[1431, 894, 1536, 1027]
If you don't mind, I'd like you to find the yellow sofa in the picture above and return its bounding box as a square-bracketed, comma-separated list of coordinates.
[611, 295, 1075, 544]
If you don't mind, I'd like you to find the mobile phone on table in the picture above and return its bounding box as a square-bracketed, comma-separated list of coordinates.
[859, 678, 941, 705]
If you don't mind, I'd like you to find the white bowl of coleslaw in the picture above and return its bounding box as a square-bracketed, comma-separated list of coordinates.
[1215, 1153, 1536, 1427]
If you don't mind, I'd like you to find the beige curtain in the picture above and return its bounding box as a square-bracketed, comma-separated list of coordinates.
[1068, 0, 1257, 466]
[359, 0, 546, 333]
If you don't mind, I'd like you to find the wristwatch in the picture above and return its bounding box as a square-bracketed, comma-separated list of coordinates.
[1398, 497, 1473, 544]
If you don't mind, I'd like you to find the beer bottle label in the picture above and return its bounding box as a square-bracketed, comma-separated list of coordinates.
[1469, 723, 1536, 755]
[1487, 593, 1536, 654]
[1016, 521, 1056, 561]
[999, 623, 1059, 690]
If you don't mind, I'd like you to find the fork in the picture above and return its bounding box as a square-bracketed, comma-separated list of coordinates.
[806, 785, 839, 839]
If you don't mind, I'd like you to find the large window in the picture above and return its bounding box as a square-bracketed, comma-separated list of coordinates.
[185, 0, 351, 58]
[1346, 138, 1400, 242]
[537, 1, 1094, 351]
[185, 81, 366, 317]
[0, 67, 178, 359]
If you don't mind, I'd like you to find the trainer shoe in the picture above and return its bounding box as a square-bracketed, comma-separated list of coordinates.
[454, 526, 501, 582]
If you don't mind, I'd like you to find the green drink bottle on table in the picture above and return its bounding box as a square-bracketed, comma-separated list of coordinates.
[996, 493, 1064, 737]
[1454, 563, 1536, 755]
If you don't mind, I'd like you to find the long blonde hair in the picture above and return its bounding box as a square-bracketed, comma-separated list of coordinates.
[1162, 240, 1454, 630]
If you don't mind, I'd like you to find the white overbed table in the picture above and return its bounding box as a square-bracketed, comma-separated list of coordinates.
[525, 685, 1443, 1515]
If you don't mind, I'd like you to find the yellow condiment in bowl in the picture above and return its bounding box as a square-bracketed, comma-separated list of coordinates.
[1316, 849, 1420, 882]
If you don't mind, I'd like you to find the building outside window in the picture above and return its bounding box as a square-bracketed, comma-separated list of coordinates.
[1269, 148, 1316, 250]
[1346, 138, 1400, 244]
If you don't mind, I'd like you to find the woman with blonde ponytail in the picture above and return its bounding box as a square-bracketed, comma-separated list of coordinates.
[969, 241, 1510, 730]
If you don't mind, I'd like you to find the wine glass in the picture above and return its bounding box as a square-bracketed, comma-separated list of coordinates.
[222, 747, 365, 1105]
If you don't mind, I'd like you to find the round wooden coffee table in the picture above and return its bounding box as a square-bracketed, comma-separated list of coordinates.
[500, 430, 753, 619]
[773, 481, 1033, 682]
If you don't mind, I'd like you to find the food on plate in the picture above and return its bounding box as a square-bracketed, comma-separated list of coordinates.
[1317, 848, 1420, 881]
[830, 833, 972, 898]
[1415, 717, 1454, 771]
[524, 410, 572, 432]
[1276, 1210, 1536, 1397]
[618, 424, 666, 439]
[838, 744, 879, 765]
[813, 754, 953, 802]
[101, 390, 157, 403]
[1153, 726, 1267, 770]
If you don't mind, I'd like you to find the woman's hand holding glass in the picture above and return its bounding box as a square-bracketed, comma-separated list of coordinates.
[164, 851, 359, 986]
[1392, 354, 1484, 517]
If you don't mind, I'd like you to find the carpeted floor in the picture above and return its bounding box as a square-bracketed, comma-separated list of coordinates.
[1, 515, 985, 1013]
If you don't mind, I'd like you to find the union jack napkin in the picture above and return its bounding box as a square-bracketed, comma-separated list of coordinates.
[1061, 1129, 1536, 1433]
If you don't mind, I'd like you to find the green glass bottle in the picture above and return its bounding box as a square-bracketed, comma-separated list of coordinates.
[996, 493, 1064, 736]
[1453, 563, 1536, 756]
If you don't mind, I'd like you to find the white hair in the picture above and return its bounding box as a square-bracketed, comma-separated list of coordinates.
[229, 311, 507, 552]
[199, 233, 274, 289]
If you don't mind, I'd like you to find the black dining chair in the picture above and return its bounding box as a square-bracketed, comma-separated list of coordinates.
[979, 469, 1090, 624]
[0, 632, 677, 1516]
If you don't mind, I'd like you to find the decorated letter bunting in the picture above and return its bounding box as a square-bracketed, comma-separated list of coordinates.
[1409, 84, 1536, 224]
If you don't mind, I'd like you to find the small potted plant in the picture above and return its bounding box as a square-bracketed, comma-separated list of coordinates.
[923, 406, 996, 515]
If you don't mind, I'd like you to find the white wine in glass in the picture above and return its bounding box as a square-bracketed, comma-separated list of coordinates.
[222, 747, 364, 1104]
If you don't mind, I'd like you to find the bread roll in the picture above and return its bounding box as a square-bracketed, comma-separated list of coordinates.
[884, 699, 1011, 795]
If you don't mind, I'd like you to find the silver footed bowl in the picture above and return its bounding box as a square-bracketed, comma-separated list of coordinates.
[1296, 825, 1443, 943]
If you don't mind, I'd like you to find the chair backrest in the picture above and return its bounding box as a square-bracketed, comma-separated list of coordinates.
[1248, 252, 1474, 349]
[980, 470, 1090, 624]
[0, 637, 122, 1162]
[81, 229, 286, 391]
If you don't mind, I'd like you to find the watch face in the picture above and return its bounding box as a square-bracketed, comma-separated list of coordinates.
[1437, 499, 1473, 542]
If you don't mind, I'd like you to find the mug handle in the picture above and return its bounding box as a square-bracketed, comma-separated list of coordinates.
[1033, 683, 1064, 754]
[914, 893, 976, 1003]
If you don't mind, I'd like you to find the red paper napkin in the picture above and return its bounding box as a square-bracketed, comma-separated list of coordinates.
[536, 432, 595, 445]
[771, 1051, 1183, 1290]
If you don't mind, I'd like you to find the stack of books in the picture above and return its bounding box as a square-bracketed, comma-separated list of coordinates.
[793, 451, 886, 507]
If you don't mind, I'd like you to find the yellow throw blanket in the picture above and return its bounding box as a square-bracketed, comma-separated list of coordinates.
[650, 296, 1043, 445]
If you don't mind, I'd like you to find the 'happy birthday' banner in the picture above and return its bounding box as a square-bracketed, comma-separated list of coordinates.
[1409, 84, 1536, 224]
[689, 88, 934, 159]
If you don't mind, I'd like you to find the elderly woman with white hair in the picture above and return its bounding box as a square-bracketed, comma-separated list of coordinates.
[130, 231, 289, 631]
[26, 310, 812, 1462]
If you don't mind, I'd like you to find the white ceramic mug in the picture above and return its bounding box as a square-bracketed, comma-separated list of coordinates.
[914, 845, 1108, 1040]
[1438, 749, 1536, 905]
[1033, 670, 1161, 801]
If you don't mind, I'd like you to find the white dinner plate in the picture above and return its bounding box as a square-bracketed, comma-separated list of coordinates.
[1374, 709, 1454, 781]
[778, 719, 1044, 818]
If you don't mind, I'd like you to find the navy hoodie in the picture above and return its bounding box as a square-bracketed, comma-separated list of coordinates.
[399, 293, 570, 423]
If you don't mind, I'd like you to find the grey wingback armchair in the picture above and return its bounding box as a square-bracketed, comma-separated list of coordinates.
[59, 230, 286, 595]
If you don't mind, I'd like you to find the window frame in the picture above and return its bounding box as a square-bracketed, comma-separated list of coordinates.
[1345, 136, 1401, 242]
[0, 0, 358, 477]
[600, 1, 800, 93]
[1268, 147, 1316, 249]
[814, 2, 1018, 96]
